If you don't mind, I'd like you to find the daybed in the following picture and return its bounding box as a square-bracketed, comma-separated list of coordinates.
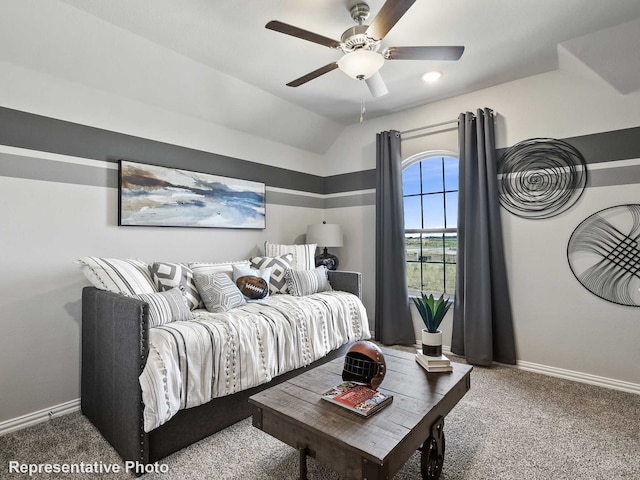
[81, 261, 369, 466]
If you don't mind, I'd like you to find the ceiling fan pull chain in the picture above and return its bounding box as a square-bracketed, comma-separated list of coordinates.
[360, 95, 366, 124]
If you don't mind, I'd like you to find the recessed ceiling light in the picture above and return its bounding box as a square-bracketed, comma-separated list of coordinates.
[422, 71, 442, 83]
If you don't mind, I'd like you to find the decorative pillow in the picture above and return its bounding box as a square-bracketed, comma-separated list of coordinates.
[232, 265, 272, 300]
[193, 273, 246, 313]
[189, 261, 251, 280]
[285, 266, 332, 297]
[76, 257, 157, 295]
[149, 262, 200, 310]
[250, 253, 294, 294]
[264, 242, 317, 270]
[131, 288, 192, 327]
[236, 276, 270, 300]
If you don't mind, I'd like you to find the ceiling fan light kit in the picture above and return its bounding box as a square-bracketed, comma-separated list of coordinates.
[265, 0, 464, 99]
[337, 49, 385, 79]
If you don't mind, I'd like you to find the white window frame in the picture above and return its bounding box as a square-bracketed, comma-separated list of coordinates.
[402, 150, 458, 298]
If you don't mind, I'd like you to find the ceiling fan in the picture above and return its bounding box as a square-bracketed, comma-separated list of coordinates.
[266, 0, 464, 98]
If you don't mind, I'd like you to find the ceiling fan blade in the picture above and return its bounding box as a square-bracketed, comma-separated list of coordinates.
[365, 72, 389, 97]
[266, 21, 341, 49]
[384, 46, 465, 61]
[366, 0, 417, 40]
[286, 62, 339, 87]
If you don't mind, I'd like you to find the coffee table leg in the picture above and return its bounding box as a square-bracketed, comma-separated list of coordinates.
[421, 416, 446, 480]
[299, 447, 308, 480]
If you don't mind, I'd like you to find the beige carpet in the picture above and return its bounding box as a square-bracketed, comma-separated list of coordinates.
[1, 356, 639, 479]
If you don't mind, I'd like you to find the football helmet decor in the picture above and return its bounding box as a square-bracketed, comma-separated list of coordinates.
[342, 341, 386, 390]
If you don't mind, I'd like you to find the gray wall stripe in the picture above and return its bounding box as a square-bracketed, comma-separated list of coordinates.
[495, 126, 640, 165]
[0, 152, 117, 188]
[324, 169, 376, 194]
[589, 165, 640, 188]
[266, 190, 324, 209]
[325, 192, 377, 208]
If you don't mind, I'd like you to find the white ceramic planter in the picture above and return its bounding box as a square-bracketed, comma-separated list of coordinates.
[421, 329, 443, 357]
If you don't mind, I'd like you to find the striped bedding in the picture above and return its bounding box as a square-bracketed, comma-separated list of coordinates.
[139, 290, 370, 432]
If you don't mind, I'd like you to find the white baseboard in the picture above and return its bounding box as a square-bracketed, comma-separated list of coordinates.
[440, 345, 640, 395]
[0, 398, 80, 436]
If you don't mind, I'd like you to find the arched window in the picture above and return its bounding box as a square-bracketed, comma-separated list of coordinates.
[402, 151, 458, 296]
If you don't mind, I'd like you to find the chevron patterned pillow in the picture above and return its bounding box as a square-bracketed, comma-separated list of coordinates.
[249, 253, 294, 294]
[193, 273, 246, 313]
[149, 262, 201, 310]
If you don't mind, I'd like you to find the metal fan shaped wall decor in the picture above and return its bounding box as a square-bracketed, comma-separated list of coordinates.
[567, 204, 640, 307]
[265, 0, 464, 98]
[497, 138, 588, 219]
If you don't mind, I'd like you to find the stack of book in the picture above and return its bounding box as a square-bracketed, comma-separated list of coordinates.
[415, 351, 453, 373]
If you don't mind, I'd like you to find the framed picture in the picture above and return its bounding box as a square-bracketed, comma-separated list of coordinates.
[118, 160, 266, 229]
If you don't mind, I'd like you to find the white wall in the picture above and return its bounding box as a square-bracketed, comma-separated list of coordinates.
[323, 67, 640, 386]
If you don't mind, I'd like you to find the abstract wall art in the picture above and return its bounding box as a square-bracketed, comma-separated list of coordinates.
[498, 138, 587, 219]
[567, 204, 640, 307]
[119, 161, 266, 229]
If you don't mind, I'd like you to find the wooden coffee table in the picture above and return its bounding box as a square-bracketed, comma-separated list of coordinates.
[249, 347, 472, 480]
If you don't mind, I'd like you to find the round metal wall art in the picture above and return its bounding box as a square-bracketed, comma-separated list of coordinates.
[567, 204, 640, 307]
[497, 138, 588, 219]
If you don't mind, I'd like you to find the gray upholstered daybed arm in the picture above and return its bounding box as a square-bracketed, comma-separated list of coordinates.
[81, 286, 150, 465]
[328, 270, 362, 299]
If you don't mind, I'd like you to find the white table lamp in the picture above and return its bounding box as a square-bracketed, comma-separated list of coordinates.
[307, 222, 343, 270]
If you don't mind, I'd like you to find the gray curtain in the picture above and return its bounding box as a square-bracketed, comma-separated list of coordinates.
[452, 109, 517, 366]
[375, 130, 415, 345]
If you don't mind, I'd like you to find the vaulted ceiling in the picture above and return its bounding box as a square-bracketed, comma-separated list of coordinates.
[3, 0, 640, 153]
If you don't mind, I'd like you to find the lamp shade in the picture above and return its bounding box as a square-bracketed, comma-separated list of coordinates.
[337, 49, 384, 79]
[307, 223, 343, 248]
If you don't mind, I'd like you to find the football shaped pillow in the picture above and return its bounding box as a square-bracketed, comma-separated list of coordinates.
[236, 275, 269, 300]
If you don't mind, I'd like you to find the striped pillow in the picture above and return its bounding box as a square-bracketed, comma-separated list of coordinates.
[132, 288, 192, 327]
[265, 242, 317, 270]
[76, 257, 157, 295]
[285, 266, 332, 297]
[149, 262, 200, 310]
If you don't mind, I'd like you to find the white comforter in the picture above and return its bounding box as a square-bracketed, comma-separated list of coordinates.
[140, 291, 370, 432]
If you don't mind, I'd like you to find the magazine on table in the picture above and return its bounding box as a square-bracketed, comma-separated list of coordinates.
[321, 381, 393, 417]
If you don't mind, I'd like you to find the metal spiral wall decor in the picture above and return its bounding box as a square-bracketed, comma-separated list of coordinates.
[567, 204, 640, 307]
[498, 138, 587, 219]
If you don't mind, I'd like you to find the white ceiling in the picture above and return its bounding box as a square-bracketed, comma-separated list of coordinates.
[4, 0, 640, 153]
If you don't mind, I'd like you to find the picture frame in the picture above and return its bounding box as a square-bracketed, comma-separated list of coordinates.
[118, 160, 266, 229]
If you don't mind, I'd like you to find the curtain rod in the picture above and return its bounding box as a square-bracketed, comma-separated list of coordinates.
[399, 119, 458, 135]
[399, 109, 497, 135]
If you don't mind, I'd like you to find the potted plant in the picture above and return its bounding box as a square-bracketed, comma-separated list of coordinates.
[412, 293, 452, 357]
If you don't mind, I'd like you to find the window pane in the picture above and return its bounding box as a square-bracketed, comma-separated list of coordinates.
[402, 162, 421, 196]
[406, 262, 422, 291]
[420, 158, 443, 194]
[444, 233, 457, 264]
[403, 196, 422, 229]
[421, 263, 444, 292]
[421, 234, 443, 263]
[445, 264, 457, 294]
[443, 156, 458, 191]
[445, 192, 458, 228]
[422, 193, 445, 228]
[405, 234, 421, 262]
